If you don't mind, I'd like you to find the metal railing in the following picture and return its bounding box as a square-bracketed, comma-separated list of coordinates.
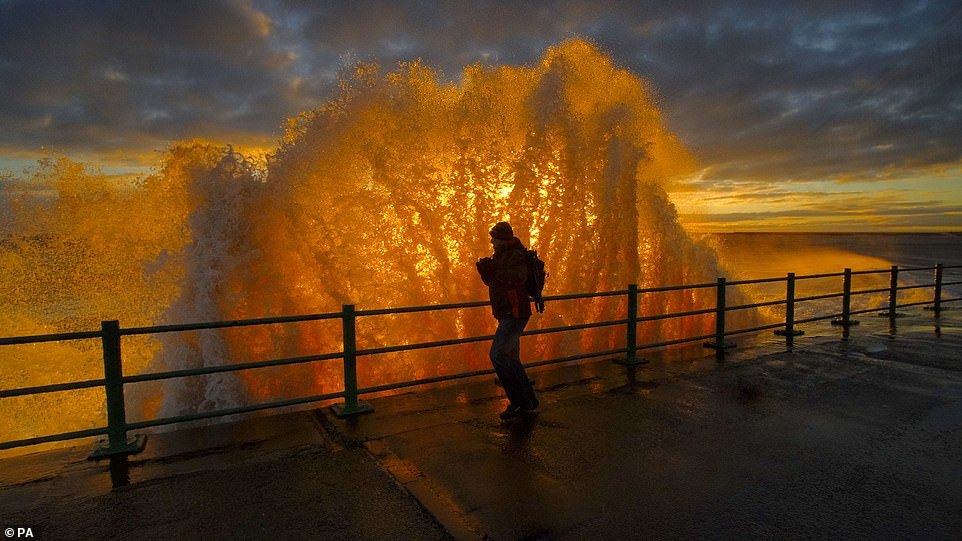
[2, 263, 961, 457]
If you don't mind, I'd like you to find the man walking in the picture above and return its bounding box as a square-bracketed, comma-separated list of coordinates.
[476, 222, 539, 420]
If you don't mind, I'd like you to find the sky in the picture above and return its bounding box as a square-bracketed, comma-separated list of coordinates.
[0, 0, 960, 231]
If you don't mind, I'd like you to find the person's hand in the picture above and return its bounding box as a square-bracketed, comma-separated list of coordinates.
[476, 257, 495, 281]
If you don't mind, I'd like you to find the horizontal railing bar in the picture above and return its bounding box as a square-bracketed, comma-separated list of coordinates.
[123, 352, 344, 384]
[636, 333, 717, 351]
[544, 290, 629, 301]
[795, 292, 845, 303]
[121, 312, 343, 336]
[726, 299, 788, 311]
[524, 319, 628, 336]
[359, 291, 635, 317]
[899, 266, 937, 272]
[941, 280, 962, 286]
[126, 390, 346, 430]
[793, 313, 844, 325]
[724, 322, 787, 336]
[943, 297, 962, 302]
[357, 335, 493, 357]
[356, 300, 490, 317]
[638, 282, 718, 294]
[0, 330, 102, 347]
[3, 267, 944, 344]
[849, 269, 890, 276]
[725, 276, 788, 286]
[636, 307, 716, 323]
[850, 287, 890, 296]
[795, 272, 846, 280]
[356, 319, 631, 357]
[0, 378, 106, 399]
[896, 283, 935, 291]
[0, 426, 109, 451]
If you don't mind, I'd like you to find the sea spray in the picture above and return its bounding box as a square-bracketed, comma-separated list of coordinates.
[0, 40, 759, 443]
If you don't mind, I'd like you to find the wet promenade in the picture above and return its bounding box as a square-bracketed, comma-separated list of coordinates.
[2, 310, 961, 540]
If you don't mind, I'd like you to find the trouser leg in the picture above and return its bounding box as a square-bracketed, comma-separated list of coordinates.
[506, 321, 538, 406]
[511, 318, 537, 406]
[490, 317, 534, 407]
[489, 323, 514, 401]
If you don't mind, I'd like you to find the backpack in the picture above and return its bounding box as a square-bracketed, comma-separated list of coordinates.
[525, 249, 548, 313]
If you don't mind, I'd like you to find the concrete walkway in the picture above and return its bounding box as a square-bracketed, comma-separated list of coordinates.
[2, 311, 961, 540]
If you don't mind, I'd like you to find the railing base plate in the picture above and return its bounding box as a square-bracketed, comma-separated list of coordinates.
[703, 341, 736, 351]
[774, 329, 805, 337]
[831, 318, 860, 326]
[88, 434, 147, 460]
[331, 401, 374, 418]
[613, 356, 649, 366]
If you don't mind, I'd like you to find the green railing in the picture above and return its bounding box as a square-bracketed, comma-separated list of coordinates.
[2, 263, 961, 457]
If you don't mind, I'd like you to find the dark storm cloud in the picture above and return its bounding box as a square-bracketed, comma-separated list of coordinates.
[0, 0, 300, 158]
[0, 0, 959, 179]
[587, 1, 962, 182]
[272, 0, 962, 181]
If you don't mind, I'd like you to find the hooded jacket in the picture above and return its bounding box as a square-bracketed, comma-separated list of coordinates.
[477, 237, 533, 319]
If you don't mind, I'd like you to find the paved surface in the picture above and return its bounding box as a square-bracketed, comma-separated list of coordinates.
[0, 412, 451, 540]
[2, 310, 961, 540]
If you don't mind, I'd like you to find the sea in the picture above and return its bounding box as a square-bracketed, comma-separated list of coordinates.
[705, 232, 962, 278]
[699, 232, 962, 343]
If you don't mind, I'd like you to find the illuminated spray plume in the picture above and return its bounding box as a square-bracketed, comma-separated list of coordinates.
[1, 41, 759, 442]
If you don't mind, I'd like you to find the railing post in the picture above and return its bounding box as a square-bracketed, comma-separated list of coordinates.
[925, 263, 943, 314]
[774, 272, 804, 347]
[332, 305, 373, 418]
[831, 268, 860, 327]
[703, 277, 735, 360]
[615, 284, 647, 366]
[88, 320, 146, 460]
[878, 265, 903, 319]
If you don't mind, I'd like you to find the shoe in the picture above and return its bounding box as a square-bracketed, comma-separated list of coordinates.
[524, 396, 539, 411]
[498, 404, 524, 420]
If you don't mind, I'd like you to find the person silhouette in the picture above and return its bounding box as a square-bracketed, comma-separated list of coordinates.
[475, 221, 539, 419]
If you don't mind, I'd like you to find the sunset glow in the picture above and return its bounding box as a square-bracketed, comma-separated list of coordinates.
[2, 1, 960, 231]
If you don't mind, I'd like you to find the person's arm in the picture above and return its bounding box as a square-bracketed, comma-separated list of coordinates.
[476, 257, 495, 286]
